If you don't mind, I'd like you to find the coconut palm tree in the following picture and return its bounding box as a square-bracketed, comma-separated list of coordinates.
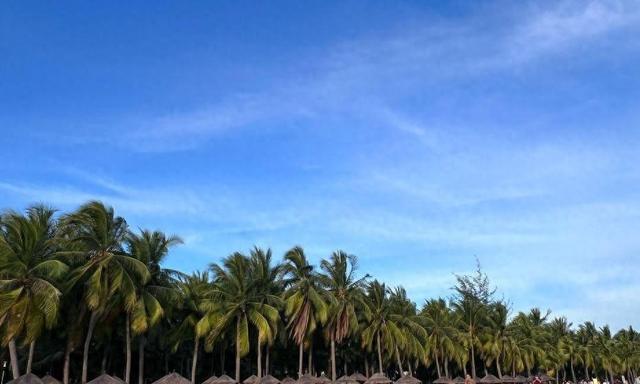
[319, 250, 368, 381]
[61, 201, 150, 384]
[480, 302, 510, 378]
[421, 298, 458, 378]
[0, 205, 66, 377]
[127, 229, 183, 384]
[281, 246, 328, 376]
[388, 286, 427, 375]
[202, 252, 280, 382]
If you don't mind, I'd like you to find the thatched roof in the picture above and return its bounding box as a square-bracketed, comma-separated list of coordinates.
[41, 376, 62, 384]
[297, 374, 318, 384]
[203, 377, 219, 384]
[256, 375, 281, 384]
[501, 377, 516, 383]
[514, 377, 529, 384]
[365, 373, 392, 384]
[215, 375, 238, 384]
[281, 378, 296, 384]
[480, 375, 502, 384]
[244, 376, 259, 384]
[317, 376, 331, 384]
[350, 374, 368, 383]
[337, 376, 359, 384]
[395, 375, 421, 384]
[452, 377, 465, 384]
[539, 376, 555, 383]
[153, 373, 192, 384]
[7, 374, 44, 384]
[433, 378, 453, 384]
[87, 374, 125, 384]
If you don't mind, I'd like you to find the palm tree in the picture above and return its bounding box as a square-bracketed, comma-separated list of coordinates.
[172, 272, 210, 384]
[61, 201, 150, 384]
[202, 252, 280, 382]
[577, 322, 598, 380]
[480, 302, 510, 378]
[0, 205, 66, 378]
[421, 299, 458, 378]
[319, 250, 368, 381]
[388, 287, 427, 375]
[127, 229, 183, 384]
[281, 246, 328, 376]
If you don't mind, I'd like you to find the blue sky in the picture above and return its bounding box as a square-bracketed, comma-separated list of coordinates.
[2, 1, 640, 330]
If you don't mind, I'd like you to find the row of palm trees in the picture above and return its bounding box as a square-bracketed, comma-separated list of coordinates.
[1, 202, 638, 384]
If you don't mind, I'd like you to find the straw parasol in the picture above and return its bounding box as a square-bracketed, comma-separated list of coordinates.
[88, 374, 126, 384]
[395, 375, 421, 384]
[433, 378, 452, 384]
[215, 375, 239, 384]
[338, 376, 359, 384]
[297, 374, 318, 384]
[282, 378, 296, 384]
[41, 376, 62, 384]
[480, 375, 502, 384]
[539, 376, 555, 383]
[365, 373, 392, 384]
[256, 375, 281, 384]
[514, 377, 528, 384]
[7, 374, 44, 384]
[317, 376, 331, 384]
[244, 376, 259, 384]
[203, 377, 219, 384]
[501, 376, 516, 383]
[452, 377, 465, 384]
[351, 374, 368, 383]
[152, 373, 192, 384]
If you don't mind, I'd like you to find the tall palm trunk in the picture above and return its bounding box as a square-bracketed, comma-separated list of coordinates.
[8, 339, 20, 379]
[585, 366, 589, 380]
[365, 357, 369, 377]
[63, 339, 74, 384]
[444, 357, 449, 378]
[298, 343, 304, 377]
[570, 359, 576, 383]
[265, 346, 270, 375]
[496, 351, 502, 378]
[331, 339, 337, 381]
[308, 342, 313, 374]
[257, 342, 262, 378]
[138, 336, 146, 384]
[235, 316, 241, 382]
[82, 311, 100, 384]
[394, 345, 403, 374]
[26, 341, 35, 374]
[435, 350, 442, 378]
[376, 332, 383, 374]
[470, 327, 476, 379]
[125, 314, 132, 384]
[192, 337, 200, 384]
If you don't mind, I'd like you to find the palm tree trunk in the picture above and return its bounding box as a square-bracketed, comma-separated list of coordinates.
[331, 339, 337, 381]
[365, 357, 370, 377]
[82, 311, 100, 384]
[265, 346, 270, 375]
[496, 351, 502, 378]
[8, 339, 20, 379]
[585, 366, 589, 380]
[376, 333, 383, 374]
[138, 336, 146, 384]
[570, 359, 576, 383]
[344, 360, 348, 377]
[435, 351, 442, 378]
[192, 337, 200, 384]
[299, 343, 304, 377]
[395, 345, 403, 374]
[101, 343, 108, 373]
[444, 357, 449, 378]
[408, 360, 413, 376]
[470, 330, 476, 379]
[308, 342, 313, 375]
[26, 341, 35, 374]
[126, 313, 132, 384]
[64, 339, 74, 384]
[257, 342, 262, 378]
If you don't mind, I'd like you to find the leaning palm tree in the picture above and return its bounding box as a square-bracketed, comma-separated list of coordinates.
[127, 229, 183, 384]
[388, 286, 427, 375]
[0, 205, 66, 378]
[201, 252, 280, 382]
[479, 302, 510, 378]
[60, 201, 150, 384]
[319, 250, 368, 381]
[421, 298, 458, 378]
[281, 246, 328, 376]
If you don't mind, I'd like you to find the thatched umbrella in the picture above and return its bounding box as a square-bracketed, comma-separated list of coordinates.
[395, 375, 421, 384]
[203, 377, 219, 384]
[501, 376, 516, 383]
[87, 374, 125, 384]
[152, 373, 191, 384]
[433, 378, 452, 384]
[480, 375, 502, 384]
[41, 376, 62, 384]
[317, 376, 331, 384]
[539, 376, 554, 383]
[7, 374, 44, 384]
[256, 375, 281, 384]
[282, 378, 296, 384]
[514, 377, 528, 384]
[297, 374, 318, 384]
[215, 375, 239, 384]
[244, 376, 259, 384]
[350, 374, 368, 383]
[365, 373, 392, 384]
[338, 376, 359, 384]
[452, 377, 465, 384]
